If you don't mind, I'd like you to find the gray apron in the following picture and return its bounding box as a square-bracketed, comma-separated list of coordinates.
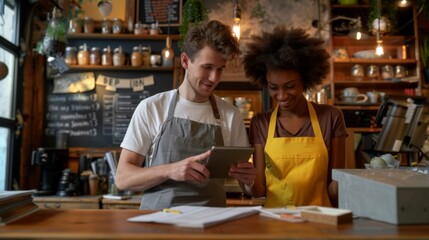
[140, 90, 225, 210]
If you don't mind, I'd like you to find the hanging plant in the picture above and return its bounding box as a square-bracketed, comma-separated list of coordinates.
[34, 7, 68, 57]
[179, 0, 209, 50]
[367, 0, 397, 35]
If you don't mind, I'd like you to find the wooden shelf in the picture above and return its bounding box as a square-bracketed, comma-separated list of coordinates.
[336, 105, 380, 111]
[333, 80, 418, 87]
[331, 4, 370, 9]
[347, 127, 381, 133]
[67, 33, 180, 40]
[334, 58, 417, 64]
[67, 65, 174, 71]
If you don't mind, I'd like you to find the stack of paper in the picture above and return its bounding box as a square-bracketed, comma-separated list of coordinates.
[0, 190, 39, 225]
[258, 207, 307, 223]
[128, 205, 261, 228]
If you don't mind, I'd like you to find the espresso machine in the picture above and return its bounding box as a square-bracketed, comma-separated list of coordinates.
[374, 95, 429, 163]
[31, 148, 69, 196]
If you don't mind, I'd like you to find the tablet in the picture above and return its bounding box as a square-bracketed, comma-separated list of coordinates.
[205, 146, 254, 178]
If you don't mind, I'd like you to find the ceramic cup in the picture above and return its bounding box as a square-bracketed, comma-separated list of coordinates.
[367, 91, 380, 104]
[341, 87, 368, 103]
[150, 54, 161, 66]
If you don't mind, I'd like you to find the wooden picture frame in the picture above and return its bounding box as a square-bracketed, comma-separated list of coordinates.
[135, 0, 182, 27]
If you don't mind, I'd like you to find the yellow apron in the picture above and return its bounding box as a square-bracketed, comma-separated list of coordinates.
[264, 101, 331, 207]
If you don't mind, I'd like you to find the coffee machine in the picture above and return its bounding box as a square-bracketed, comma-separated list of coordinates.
[374, 95, 429, 163]
[31, 148, 68, 196]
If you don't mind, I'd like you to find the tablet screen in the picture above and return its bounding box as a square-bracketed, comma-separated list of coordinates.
[206, 146, 254, 178]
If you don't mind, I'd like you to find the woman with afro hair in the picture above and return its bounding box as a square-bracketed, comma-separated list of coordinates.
[242, 26, 347, 208]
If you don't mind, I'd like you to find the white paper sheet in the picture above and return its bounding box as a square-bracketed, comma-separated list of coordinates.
[127, 205, 261, 228]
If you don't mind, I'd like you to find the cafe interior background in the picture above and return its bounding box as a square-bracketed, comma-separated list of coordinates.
[0, 0, 428, 196]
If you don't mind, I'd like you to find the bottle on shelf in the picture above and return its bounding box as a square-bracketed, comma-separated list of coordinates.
[102, 46, 113, 66]
[112, 18, 122, 34]
[84, 17, 94, 34]
[101, 18, 112, 34]
[113, 46, 125, 66]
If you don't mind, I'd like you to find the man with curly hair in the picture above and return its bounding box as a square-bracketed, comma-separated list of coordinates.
[242, 26, 347, 207]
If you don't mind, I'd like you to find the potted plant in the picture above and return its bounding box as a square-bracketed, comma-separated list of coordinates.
[367, 0, 397, 35]
[34, 0, 93, 57]
[179, 0, 208, 50]
[34, 7, 68, 57]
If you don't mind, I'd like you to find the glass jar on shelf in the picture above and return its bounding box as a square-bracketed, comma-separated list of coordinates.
[77, 43, 90, 65]
[68, 18, 81, 34]
[83, 16, 94, 33]
[134, 21, 149, 35]
[102, 46, 113, 66]
[131, 46, 142, 67]
[101, 18, 112, 34]
[65, 46, 77, 65]
[90, 47, 101, 65]
[395, 65, 407, 78]
[366, 65, 379, 79]
[381, 65, 394, 80]
[141, 46, 151, 67]
[112, 18, 122, 34]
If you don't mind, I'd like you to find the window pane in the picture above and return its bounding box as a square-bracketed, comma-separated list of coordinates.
[0, 49, 15, 119]
[0, 127, 11, 190]
[0, 2, 18, 44]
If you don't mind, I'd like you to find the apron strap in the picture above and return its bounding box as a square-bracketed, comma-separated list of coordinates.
[267, 105, 279, 141]
[166, 89, 180, 119]
[267, 101, 322, 140]
[171, 89, 221, 123]
[307, 101, 323, 139]
[209, 95, 221, 126]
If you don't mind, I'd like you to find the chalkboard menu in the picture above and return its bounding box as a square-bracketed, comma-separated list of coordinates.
[44, 73, 156, 148]
[137, 0, 182, 26]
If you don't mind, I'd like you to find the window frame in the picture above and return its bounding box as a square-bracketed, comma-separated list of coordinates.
[0, 0, 21, 190]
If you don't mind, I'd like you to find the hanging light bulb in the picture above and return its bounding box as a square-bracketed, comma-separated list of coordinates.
[162, 1, 174, 67]
[374, 0, 384, 57]
[375, 39, 384, 56]
[162, 36, 174, 66]
[232, 0, 241, 40]
[398, 0, 411, 7]
[375, 24, 384, 56]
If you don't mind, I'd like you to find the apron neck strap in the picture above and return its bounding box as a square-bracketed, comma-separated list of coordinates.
[268, 101, 322, 138]
[168, 89, 221, 123]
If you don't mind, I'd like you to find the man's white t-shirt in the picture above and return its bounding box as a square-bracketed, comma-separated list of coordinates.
[120, 90, 249, 164]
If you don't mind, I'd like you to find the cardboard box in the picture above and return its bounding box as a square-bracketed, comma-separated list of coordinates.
[333, 169, 429, 225]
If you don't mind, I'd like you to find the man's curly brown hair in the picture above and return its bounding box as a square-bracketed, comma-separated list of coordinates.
[242, 26, 330, 92]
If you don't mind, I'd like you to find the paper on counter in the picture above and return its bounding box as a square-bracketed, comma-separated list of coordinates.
[127, 205, 261, 228]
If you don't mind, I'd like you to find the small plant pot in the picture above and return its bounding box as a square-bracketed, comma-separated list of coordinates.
[43, 38, 66, 57]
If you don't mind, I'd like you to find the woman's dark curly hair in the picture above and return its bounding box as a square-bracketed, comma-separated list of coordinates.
[242, 26, 330, 92]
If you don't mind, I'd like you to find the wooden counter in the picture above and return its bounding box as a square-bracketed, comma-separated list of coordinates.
[1, 209, 428, 239]
[33, 195, 101, 209]
[33, 195, 264, 209]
